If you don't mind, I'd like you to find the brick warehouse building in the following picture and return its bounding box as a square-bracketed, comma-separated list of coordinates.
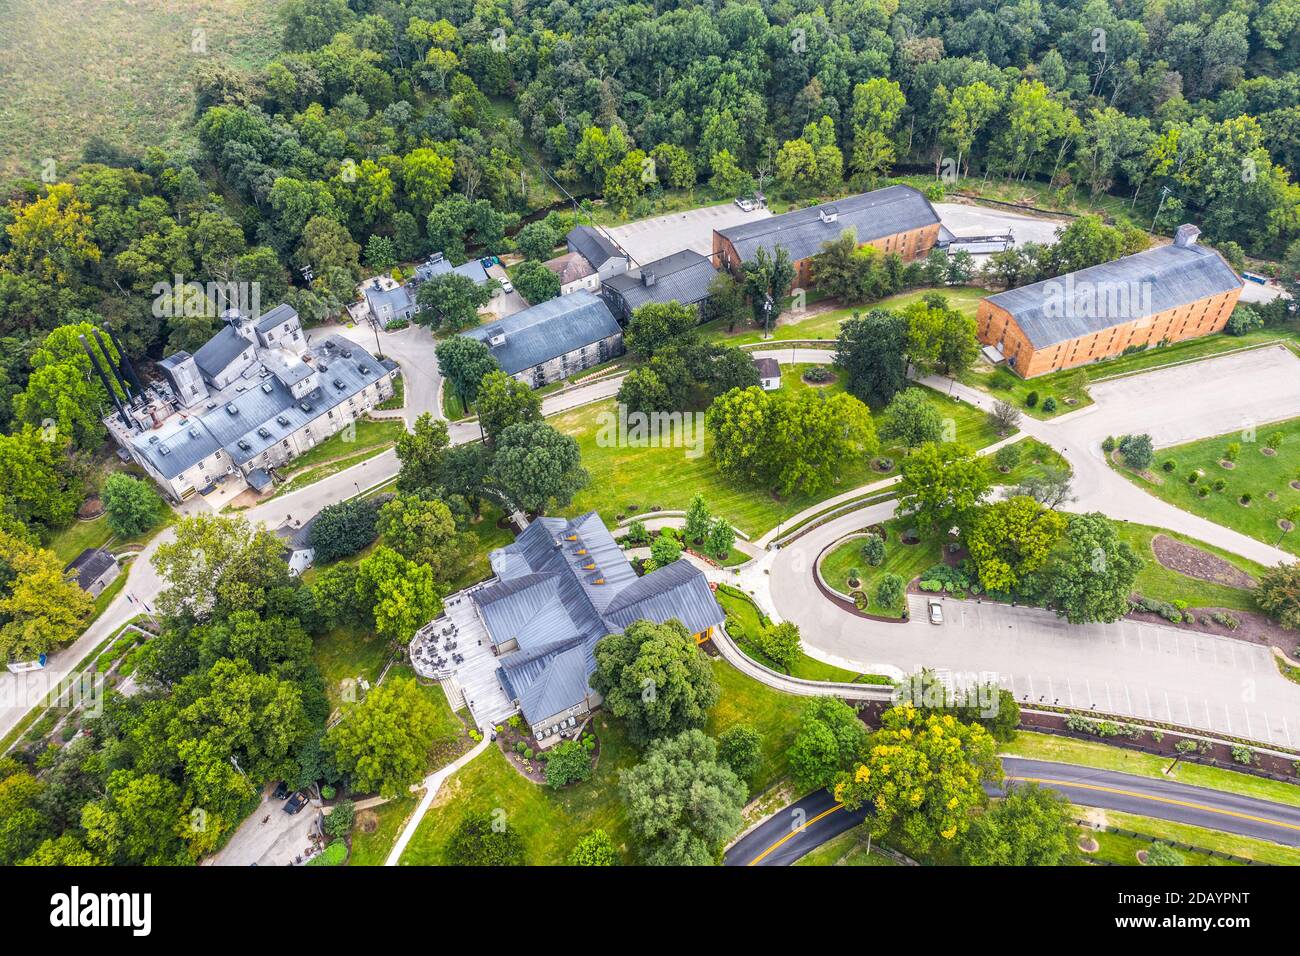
[976, 225, 1244, 379]
[713, 184, 942, 291]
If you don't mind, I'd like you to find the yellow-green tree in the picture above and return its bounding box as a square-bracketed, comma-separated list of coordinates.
[834, 705, 1001, 850]
[966, 495, 1068, 593]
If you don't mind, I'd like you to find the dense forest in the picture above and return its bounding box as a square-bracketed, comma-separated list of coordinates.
[0, 0, 1296, 564]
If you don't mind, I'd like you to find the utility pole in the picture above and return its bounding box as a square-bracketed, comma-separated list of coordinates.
[1150, 186, 1170, 236]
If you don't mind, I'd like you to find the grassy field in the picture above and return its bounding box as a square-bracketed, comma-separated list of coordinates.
[398, 658, 808, 864]
[1003, 732, 1300, 809]
[1117, 521, 1266, 612]
[701, 286, 985, 345]
[1080, 809, 1300, 866]
[347, 795, 416, 867]
[819, 518, 943, 617]
[312, 622, 393, 712]
[793, 823, 901, 866]
[0, 0, 284, 181]
[1114, 417, 1300, 557]
[446, 504, 515, 592]
[554, 385, 1004, 539]
[713, 585, 886, 684]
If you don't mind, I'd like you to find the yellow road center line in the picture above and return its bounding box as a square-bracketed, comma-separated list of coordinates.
[1010, 776, 1300, 834]
[748, 803, 845, 866]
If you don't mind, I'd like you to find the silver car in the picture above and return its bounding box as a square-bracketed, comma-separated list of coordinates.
[927, 600, 943, 625]
[735, 197, 754, 212]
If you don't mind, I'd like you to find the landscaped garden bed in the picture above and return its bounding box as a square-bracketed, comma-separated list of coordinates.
[817, 518, 943, 618]
[493, 714, 601, 786]
[1113, 418, 1300, 556]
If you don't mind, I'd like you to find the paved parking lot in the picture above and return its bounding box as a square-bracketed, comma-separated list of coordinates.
[607, 202, 770, 265]
[933, 201, 1068, 247]
[209, 787, 322, 866]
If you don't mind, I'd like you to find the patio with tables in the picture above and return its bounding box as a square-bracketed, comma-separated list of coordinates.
[410, 588, 516, 729]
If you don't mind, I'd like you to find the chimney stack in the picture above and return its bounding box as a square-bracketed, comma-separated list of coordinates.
[1173, 224, 1200, 248]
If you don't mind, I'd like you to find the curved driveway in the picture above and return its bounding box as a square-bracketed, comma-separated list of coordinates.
[727, 756, 1300, 865]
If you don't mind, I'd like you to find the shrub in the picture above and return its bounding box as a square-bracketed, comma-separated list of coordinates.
[993, 443, 1021, 473]
[1212, 611, 1239, 630]
[1197, 486, 1209, 498]
[1240, 493, 1253, 505]
[544, 739, 593, 789]
[1212, 478, 1226, 491]
[1118, 433, 1154, 470]
[1025, 391, 1039, 408]
[308, 842, 349, 866]
[875, 573, 905, 609]
[324, 799, 355, 838]
[1144, 842, 1185, 866]
[1101, 435, 1116, 453]
[1224, 442, 1240, 462]
[320, 784, 337, 800]
[860, 534, 885, 567]
[1231, 745, 1255, 766]
[444, 811, 525, 866]
[1187, 471, 1198, 484]
[1040, 396, 1057, 413]
[847, 566, 862, 587]
[624, 519, 649, 545]
[1266, 432, 1284, 451]
[1162, 460, 1176, 472]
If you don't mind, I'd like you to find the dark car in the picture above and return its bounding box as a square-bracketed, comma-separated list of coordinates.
[283, 791, 309, 815]
[272, 781, 290, 800]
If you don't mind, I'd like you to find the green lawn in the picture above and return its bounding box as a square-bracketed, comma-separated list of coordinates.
[1003, 732, 1300, 809]
[446, 505, 515, 592]
[1116, 521, 1265, 612]
[375, 376, 405, 410]
[398, 712, 640, 865]
[713, 585, 887, 684]
[1080, 809, 1300, 866]
[47, 515, 115, 564]
[819, 518, 944, 617]
[705, 660, 811, 794]
[398, 656, 815, 864]
[794, 823, 902, 866]
[701, 286, 985, 345]
[554, 385, 1004, 540]
[1114, 417, 1300, 557]
[347, 795, 417, 866]
[312, 623, 393, 712]
[285, 418, 405, 473]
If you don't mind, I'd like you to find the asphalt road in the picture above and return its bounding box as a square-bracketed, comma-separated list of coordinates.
[726, 758, 1300, 866]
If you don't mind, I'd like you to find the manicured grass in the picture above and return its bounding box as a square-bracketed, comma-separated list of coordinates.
[399, 712, 640, 866]
[47, 515, 114, 565]
[313, 623, 393, 712]
[285, 418, 405, 473]
[347, 795, 417, 866]
[794, 823, 901, 866]
[1114, 416, 1300, 557]
[1080, 808, 1300, 866]
[442, 387, 467, 421]
[819, 517, 943, 617]
[713, 586, 882, 684]
[706, 660, 809, 793]
[1003, 732, 1300, 809]
[554, 386, 1004, 539]
[375, 376, 405, 410]
[446, 505, 515, 592]
[701, 286, 984, 345]
[960, 363, 1093, 418]
[1116, 521, 1265, 612]
[271, 447, 391, 499]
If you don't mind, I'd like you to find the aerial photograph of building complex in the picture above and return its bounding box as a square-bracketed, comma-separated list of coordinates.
[0, 0, 1296, 933]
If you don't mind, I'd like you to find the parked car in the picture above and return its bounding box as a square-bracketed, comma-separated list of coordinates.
[499, 278, 514, 294]
[283, 790, 309, 815]
[734, 197, 755, 212]
[927, 600, 944, 625]
[272, 780, 290, 801]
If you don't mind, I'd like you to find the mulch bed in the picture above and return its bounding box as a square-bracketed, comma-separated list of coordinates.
[1127, 604, 1298, 659]
[1150, 534, 1256, 589]
[76, 496, 104, 519]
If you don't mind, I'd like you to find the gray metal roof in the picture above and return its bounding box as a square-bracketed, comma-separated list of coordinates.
[131, 334, 387, 479]
[984, 242, 1243, 348]
[566, 226, 624, 268]
[717, 185, 940, 263]
[255, 303, 299, 334]
[414, 254, 490, 285]
[603, 249, 718, 313]
[192, 325, 251, 381]
[462, 291, 621, 376]
[474, 512, 723, 725]
[363, 281, 415, 318]
[64, 547, 117, 590]
[753, 356, 780, 379]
